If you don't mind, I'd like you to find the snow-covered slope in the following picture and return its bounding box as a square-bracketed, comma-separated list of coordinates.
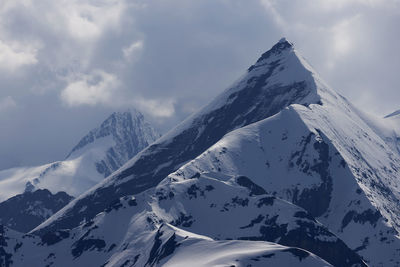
[0, 109, 159, 201]
[0, 169, 362, 266]
[349, 108, 400, 156]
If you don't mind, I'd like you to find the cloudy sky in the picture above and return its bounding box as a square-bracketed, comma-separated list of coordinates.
[0, 0, 399, 170]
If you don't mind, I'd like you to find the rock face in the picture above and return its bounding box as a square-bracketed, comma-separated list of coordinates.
[1, 38, 399, 266]
[0, 189, 73, 233]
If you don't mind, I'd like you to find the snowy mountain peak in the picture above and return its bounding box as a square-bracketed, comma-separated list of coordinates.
[66, 108, 158, 160]
[64, 108, 160, 179]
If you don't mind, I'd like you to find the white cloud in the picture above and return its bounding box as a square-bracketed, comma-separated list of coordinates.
[61, 1, 126, 42]
[0, 40, 37, 71]
[318, 0, 399, 10]
[331, 15, 361, 56]
[61, 70, 120, 106]
[0, 96, 17, 112]
[123, 40, 144, 61]
[259, 0, 287, 30]
[134, 97, 175, 118]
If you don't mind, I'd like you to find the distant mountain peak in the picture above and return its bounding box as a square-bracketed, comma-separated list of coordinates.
[66, 108, 159, 161]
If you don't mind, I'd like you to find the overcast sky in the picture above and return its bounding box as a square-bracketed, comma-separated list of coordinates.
[0, 0, 399, 170]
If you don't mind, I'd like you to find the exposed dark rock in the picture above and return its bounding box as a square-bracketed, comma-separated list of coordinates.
[238, 212, 366, 267]
[0, 189, 73, 233]
[280, 221, 366, 267]
[240, 215, 265, 229]
[171, 213, 194, 228]
[283, 248, 309, 261]
[71, 238, 106, 258]
[236, 176, 267, 196]
[341, 209, 381, 230]
[40, 230, 70, 246]
[0, 225, 13, 267]
[146, 227, 181, 266]
[290, 133, 333, 218]
[105, 198, 124, 213]
[256, 197, 275, 207]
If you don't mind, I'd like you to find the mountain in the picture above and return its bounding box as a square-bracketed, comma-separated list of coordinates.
[0, 109, 160, 201]
[0, 189, 73, 232]
[33, 38, 323, 234]
[1, 38, 399, 266]
[0, 109, 159, 232]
